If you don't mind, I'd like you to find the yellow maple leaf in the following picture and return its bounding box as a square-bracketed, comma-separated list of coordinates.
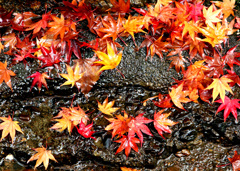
[203, 5, 222, 28]
[0, 115, 23, 144]
[94, 42, 122, 72]
[197, 22, 228, 47]
[97, 97, 120, 116]
[214, 0, 235, 19]
[206, 76, 233, 103]
[27, 146, 57, 170]
[60, 62, 84, 88]
[50, 113, 73, 134]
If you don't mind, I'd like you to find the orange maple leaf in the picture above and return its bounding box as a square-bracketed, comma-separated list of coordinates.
[94, 42, 122, 72]
[121, 167, 140, 171]
[27, 146, 57, 170]
[0, 41, 4, 53]
[105, 111, 131, 138]
[153, 110, 177, 138]
[97, 14, 124, 41]
[169, 83, 191, 110]
[0, 61, 16, 91]
[214, 0, 235, 19]
[97, 97, 119, 116]
[206, 76, 233, 103]
[0, 115, 23, 144]
[47, 14, 76, 40]
[50, 113, 73, 134]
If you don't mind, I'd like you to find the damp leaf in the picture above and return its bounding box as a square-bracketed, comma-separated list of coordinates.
[153, 110, 177, 138]
[128, 113, 153, 145]
[97, 97, 119, 116]
[169, 83, 191, 110]
[0, 61, 16, 91]
[205, 76, 233, 103]
[94, 42, 122, 72]
[115, 134, 140, 157]
[60, 62, 84, 88]
[0, 115, 23, 144]
[27, 146, 57, 170]
[76, 121, 95, 139]
[28, 72, 51, 92]
[228, 151, 240, 171]
[215, 96, 240, 122]
[105, 111, 131, 138]
[108, 0, 130, 15]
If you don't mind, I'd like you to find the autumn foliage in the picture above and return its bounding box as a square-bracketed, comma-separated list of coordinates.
[0, 0, 240, 169]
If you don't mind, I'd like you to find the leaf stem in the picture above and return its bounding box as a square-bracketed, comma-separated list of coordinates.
[116, 68, 125, 79]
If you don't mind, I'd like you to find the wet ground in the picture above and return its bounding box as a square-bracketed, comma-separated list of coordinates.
[0, 0, 240, 170]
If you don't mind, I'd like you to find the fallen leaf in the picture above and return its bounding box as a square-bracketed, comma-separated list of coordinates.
[0, 115, 23, 143]
[0, 61, 16, 91]
[215, 96, 240, 122]
[153, 110, 177, 138]
[205, 76, 233, 103]
[27, 146, 57, 170]
[97, 97, 119, 116]
[228, 151, 240, 171]
[28, 72, 51, 92]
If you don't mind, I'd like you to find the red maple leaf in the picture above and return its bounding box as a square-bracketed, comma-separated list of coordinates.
[37, 44, 62, 69]
[76, 120, 95, 139]
[128, 113, 152, 145]
[215, 96, 240, 122]
[228, 151, 240, 171]
[27, 72, 52, 92]
[222, 45, 240, 70]
[115, 134, 140, 157]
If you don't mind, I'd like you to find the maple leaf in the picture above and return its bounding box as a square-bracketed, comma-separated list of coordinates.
[222, 45, 240, 70]
[203, 5, 222, 28]
[152, 94, 173, 108]
[168, 54, 187, 73]
[105, 111, 131, 138]
[225, 70, 240, 87]
[197, 22, 228, 47]
[0, 61, 16, 91]
[73, 58, 101, 95]
[26, 12, 52, 34]
[128, 113, 153, 145]
[50, 113, 73, 134]
[97, 14, 124, 41]
[215, 96, 240, 122]
[68, 105, 89, 126]
[214, 0, 235, 19]
[28, 72, 52, 92]
[47, 14, 76, 40]
[169, 83, 191, 110]
[108, 0, 130, 15]
[140, 35, 168, 60]
[153, 110, 177, 138]
[1, 33, 17, 55]
[94, 42, 122, 72]
[0, 115, 23, 144]
[97, 97, 119, 116]
[27, 146, 57, 170]
[123, 15, 146, 42]
[228, 151, 240, 171]
[76, 120, 95, 139]
[115, 134, 140, 157]
[38, 44, 63, 69]
[186, 2, 203, 22]
[182, 21, 199, 41]
[206, 76, 233, 103]
[60, 62, 84, 88]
